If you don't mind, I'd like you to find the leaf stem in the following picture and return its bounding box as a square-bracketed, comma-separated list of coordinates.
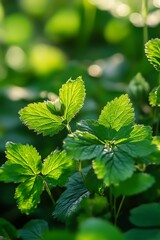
[114, 196, 125, 225]
[142, 0, 148, 44]
[78, 160, 85, 181]
[66, 123, 72, 134]
[44, 181, 55, 205]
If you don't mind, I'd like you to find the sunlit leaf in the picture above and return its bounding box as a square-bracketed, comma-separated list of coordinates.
[59, 77, 86, 123]
[98, 94, 135, 130]
[19, 102, 66, 136]
[15, 176, 43, 215]
[145, 38, 160, 71]
[42, 150, 74, 186]
[149, 86, 160, 107]
[0, 142, 41, 183]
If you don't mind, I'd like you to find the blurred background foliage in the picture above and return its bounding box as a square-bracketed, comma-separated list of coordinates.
[0, 0, 160, 229]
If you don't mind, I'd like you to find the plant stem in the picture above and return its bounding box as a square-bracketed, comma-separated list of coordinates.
[66, 123, 72, 134]
[142, 0, 148, 44]
[114, 196, 125, 225]
[78, 160, 85, 181]
[44, 181, 55, 205]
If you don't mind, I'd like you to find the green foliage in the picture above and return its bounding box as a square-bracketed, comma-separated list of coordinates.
[19, 77, 85, 136]
[126, 203, 160, 240]
[0, 218, 19, 240]
[0, 142, 74, 214]
[113, 173, 155, 197]
[145, 38, 160, 71]
[65, 94, 155, 185]
[149, 86, 160, 107]
[19, 219, 48, 240]
[53, 172, 89, 221]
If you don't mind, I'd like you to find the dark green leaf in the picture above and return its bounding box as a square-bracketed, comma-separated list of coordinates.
[145, 38, 160, 71]
[64, 131, 103, 161]
[125, 229, 160, 240]
[42, 150, 74, 186]
[53, 172, 89, 221]
[15, 176, 43, 215]
[118, 125, 155, 158]
[19, 102, 65, 136]
[0, 218, 18, 240]
[129, 203, 160, 227]
[93, 148, 134, 186]
[59, 76, 86, 122]
[0, 142, 41, 183]
[77, 218, 126, 240]
[113, 173, 155, 197]
[85, 168, 103, 194]
[98, 94, 135, 130]
[19, 219, 48, 240]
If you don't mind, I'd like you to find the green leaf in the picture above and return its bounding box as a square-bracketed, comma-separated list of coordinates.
[59, 76, 85, 122]
[19, 219, 48, 240]
[85, 168, 103, 194]
[125, 229, 160, 240]
[149, 86, 160, 107]
[0, 142, 41, 183]
[145, 38, 160, 71]
[118, 125, 155, 158]
[42, 150, 74, 186]
[15, 176, 43, 215]
[53, 172, 89, 221]
[43, 230, 75, 240]
[113, 173, 155, 197]
[0, 218, 19, 240]
[19, 102, 66, 136]
[129, 203, 160, 227]
[64, 131, 103, 161]
[98, 94, 135, 131]
[93, 148, 134, 186]
[77, 218, 126, 240]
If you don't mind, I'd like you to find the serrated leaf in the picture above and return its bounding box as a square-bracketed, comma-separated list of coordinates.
[15, 176, 43, 215]
[19, 219, 48, 240]
[98, 94, 135, 130]
[0, 218, 18, 240]
[145, 38, 160, 71]
[19, 102, 66, 136]
[129, 203, 160, 227]
[113, 173, 155, 197]
[42, 150, 74, 186]
[93, 148, 134, 186]
[77, 218, 125, 240]
[149, 86, 160, 107]
[85, 168, 103, 194]
[0, 142, 41, 183]
[53, 172, 89, 221]
[118, 125, 155, 158]
[59, 76, 85, 122]
[64, 131, 103, 161]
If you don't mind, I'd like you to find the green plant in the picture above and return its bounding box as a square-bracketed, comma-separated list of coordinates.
[0, 37, 160, 239]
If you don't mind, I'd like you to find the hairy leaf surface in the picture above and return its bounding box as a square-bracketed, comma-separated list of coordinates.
[19, 102, 65, 136]
[42, 150, 74, 186]
[93, 148, 134, 185]
[145, 38, 160, 71]
[53, 172, 89, 221]
[0, 142, 41, 183]
[98, 94, 135, 130]
[59, 76, 85, 122]
[15, 176, 43, 215]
